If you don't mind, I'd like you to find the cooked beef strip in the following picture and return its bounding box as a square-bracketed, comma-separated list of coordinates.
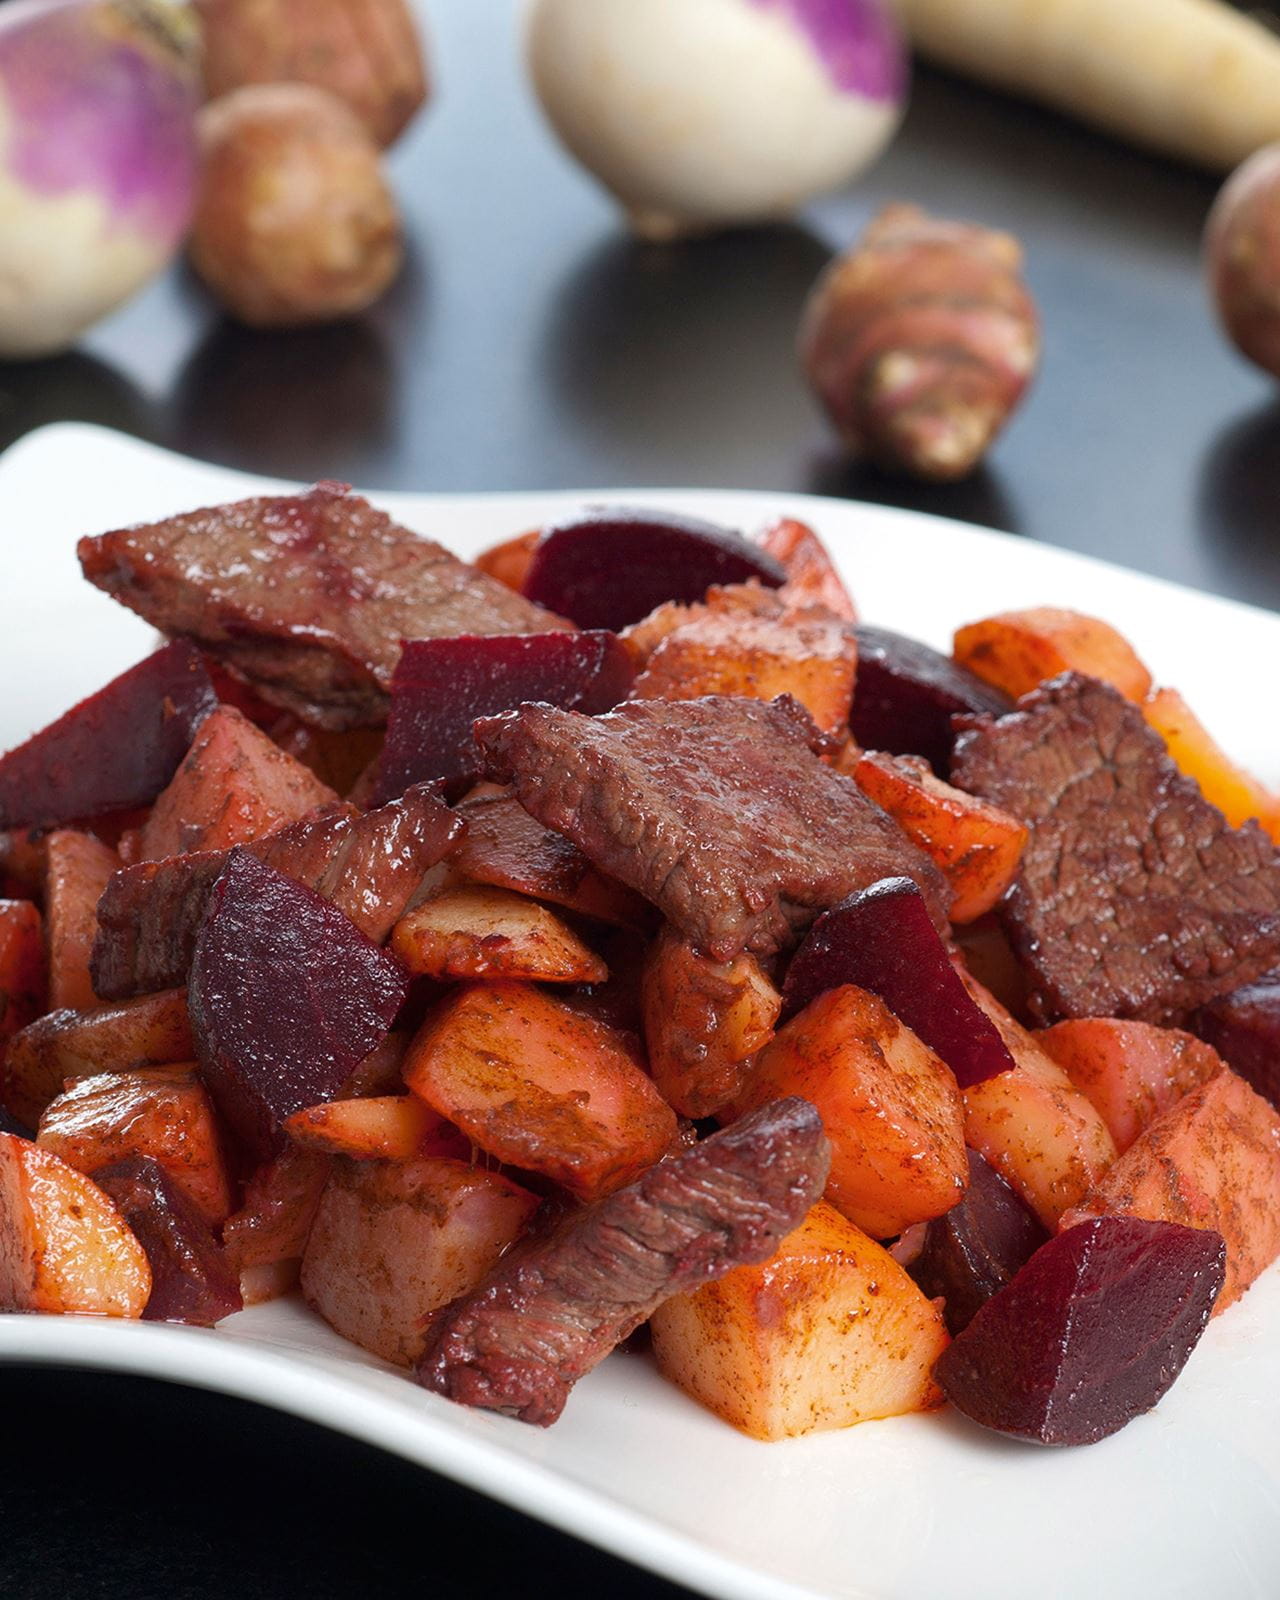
[92, 785, 462, 998]
[415, 1096, 831, 1425]
[950, 672, 1280, 1024]
[77, 484, 567, 731]
[473, 695, 949, 961]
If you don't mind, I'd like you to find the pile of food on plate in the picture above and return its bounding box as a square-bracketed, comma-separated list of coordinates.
[1, 491, 1278, 1446]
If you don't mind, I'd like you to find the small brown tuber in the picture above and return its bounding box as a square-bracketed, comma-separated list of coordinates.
[197, 0, 429, 149]
[190, 84, 402, 329]
[799, 204, 1039, 482]
[1206, 144, 1280, 378]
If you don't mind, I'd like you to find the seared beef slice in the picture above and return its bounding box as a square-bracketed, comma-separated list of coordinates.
[951, 673, 1280, 1024]
[474, 695, 948, 960]
[78, 484, 566, 730]
[416, 1096, 831, 1425]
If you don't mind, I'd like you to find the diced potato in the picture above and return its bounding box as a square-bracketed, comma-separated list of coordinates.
[1060, 1071, 1280, 1312]
[650, 1201, 947, 1440]
[853, 752, 1028, 923]
[37, 1066, 233, 1226]
[1143, 686, 1280, 839]
[0, 1132, 150, 1317]
[474, 528, 539, 592]
[222, 1145, 331, 1291]
[754, 516, 857, 621]
[390, 885, 607, 985]
[952, 607, 1152, 703]
[2, 988, 194, 1130]
[284, 1095, 470, 1161]
[641, 924, 781, 1119]
[739, 985, 967, 1239]
[0, 900, 46, 1053]
[1037, 1018, 1225, 1154]
[139, 704, 338, 861]
[960, 975, 1118, 1229]
[301, 1156, 539, 1366]
[404, 981, 677, 1201]
[45, 829, 119, 1011]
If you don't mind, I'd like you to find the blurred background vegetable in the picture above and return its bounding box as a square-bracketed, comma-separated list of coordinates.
[1206, 143, 1280, 378]
[526, 0, 908, 239]
[0, 0, 200, 360]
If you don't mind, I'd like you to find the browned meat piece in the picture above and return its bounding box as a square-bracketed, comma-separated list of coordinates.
[77, 484, 567, 730]
[474, 695, 949, 960]
[951, 673, 1280, 1025]
[92, 785, 462, 998]
[415, 1096, 831, 1425]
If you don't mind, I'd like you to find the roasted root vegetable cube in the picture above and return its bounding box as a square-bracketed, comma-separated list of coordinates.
[404, 981, 678, 1201]
[284, 1096, 470, 1162]
[139, 705, 338, 861]
[222, 1145, 331, 1299]
[650, 1200, 948, 1440]
[474, 528, 539, 593]
[1, 987, 194, 1131]
[390, 886, 607, 985]
[1059, 1071, 1280, 1312]
[641, 925, 781, 1119]
[301, 1156, 539, 1366]
[738, 984, 967, 1239]
[1143, 686, 1280, 839]
[0, 900, 46, 1055]
[1036, 1019, 1225, 1154]
[37, 1066, 233, 1227]
[852, 753, 1027, 924]
[0, 1132, 150, 1316]
[46, 829, 120, 1010]
[952, 607, 1152, 703]
[754, 517, 857, 621]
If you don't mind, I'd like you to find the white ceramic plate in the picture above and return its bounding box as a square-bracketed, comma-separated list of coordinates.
[2, 423, 1279, 1600]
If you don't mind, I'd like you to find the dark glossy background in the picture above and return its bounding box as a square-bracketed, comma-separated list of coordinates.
[4, 2, 1280, 1597]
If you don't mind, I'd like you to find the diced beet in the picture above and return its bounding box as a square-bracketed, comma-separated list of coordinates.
[909, 1150, 1048, 1333]
[0, 642, 217, 830]
[522, 508, 786, 631]
[851, 625, 1012, 776]
[1194, 977, 1280, 1111]
[371, 632, 634, 803]
[934, 1216, 1225, 1446]
[782, 877, 1016, 1088]
[188, 852, 408, 1166]
[94, 1155, 243, 1327]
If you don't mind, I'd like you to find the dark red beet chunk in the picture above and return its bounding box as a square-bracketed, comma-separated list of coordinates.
[522, 508, 786, 631]
[1194, 977, 1280, 1112]
[94, 1155, 243, 1326]
[188, 852, 408, 1165]
[909, 1151, 1048, 1334]
[0, 641, 217, 830]
[935, 1216, 1225, 1446]
[781, 876, 1015, 1088]
[851, 625, 1012, 776]
[371, 631, 634, 803]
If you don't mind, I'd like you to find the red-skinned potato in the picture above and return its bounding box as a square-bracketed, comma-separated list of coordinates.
[284, 1096, 470, 1162]
[651, 1200, 948, 1439]
[390, 886, 607, 985]
[952, 607, 1152, 703]
[1206, 144, 1280, 379]
[45, 829, 119, 1011]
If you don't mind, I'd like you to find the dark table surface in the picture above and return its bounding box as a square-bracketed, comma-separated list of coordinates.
[3, 3, 1279, 1597]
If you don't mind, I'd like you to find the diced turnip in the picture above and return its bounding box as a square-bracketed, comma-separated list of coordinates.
[45, 829, 120, 1010]
[0, 900, 45, 1055]
[390, 886, 607, 984]
[284, 1095, 470, 1162]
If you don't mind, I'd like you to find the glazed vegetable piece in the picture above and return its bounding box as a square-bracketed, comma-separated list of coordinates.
[302, 1157, 539, 1366]
[474, 529, 540, 594]
[754, 517, 857, 621]
[390, 886, 607, 985]
[781, 877, 1016, 1088]
[908, 1150, 1048, 1334]
[188, 852, 409, 1165]
[94, 1155, 243, 1327]
[45, 830, 120, 1011]
[1195, 977, 1280, 1111]
[0, 1132, 151, 1317]
[801, 204, 1039, 481]
[0, 901, 45, 1056]
[652, 1200, 948, 1439]
[0, 641, 216, 832]
[522, 508, 785, 631]
[850, 623, 1012, 776]
[738, 982, 967, 1238]
[284, 1096, 470, 1162]
[1143, 686, 1280, 838]
[852, 753, 1027, 923]
[952, 607, 1152, 703]
[371, 631, 633, 802]
[222, 1145, 331, 1301]
[1036, 1019, 1225, 1154]
[403, 982, 677, 1202]
[1060, 1071, 1280, 1312]
[1, 987, 193, 1131]
[935, 1217, 1225, 1447]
